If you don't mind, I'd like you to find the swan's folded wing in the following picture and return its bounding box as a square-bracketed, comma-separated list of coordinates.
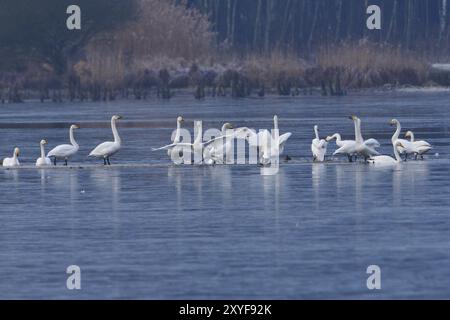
[333, 146, 349, 155]
[89, 141, 115, 156]
[417, 145, 432, 153]
[364, 138, 380, 149]
[366, 146, 380, 156]
[47, 144, 75, 157]
[414, 140, 431, 148]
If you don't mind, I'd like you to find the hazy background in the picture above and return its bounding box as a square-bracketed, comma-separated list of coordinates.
[0, 0, 449, 102]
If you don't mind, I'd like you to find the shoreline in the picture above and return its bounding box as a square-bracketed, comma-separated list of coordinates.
[1, 84, 450, 105]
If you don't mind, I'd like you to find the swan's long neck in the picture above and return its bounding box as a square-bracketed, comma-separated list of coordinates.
[409, 132, 415, 142]
[70, 127, 78, 148]
[111, 118, 121, 145]
[332, 133, 342, 143]
[221, 124, 228, 135]
[174, 120, 182, 143]
[354, 119, 363, 143]
[273, 117, 279, 140]
[40, 143, 46, 159]
[393, 142, 402, 162]
[314, 127, 319, 140]
[13, 150, 18, 160]
[392, 121, 401, 143]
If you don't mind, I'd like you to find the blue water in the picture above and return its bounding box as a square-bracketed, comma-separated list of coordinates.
[1, 90, 450, 299]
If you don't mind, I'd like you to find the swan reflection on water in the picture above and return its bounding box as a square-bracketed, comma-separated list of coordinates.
[311, 161, 432, 214]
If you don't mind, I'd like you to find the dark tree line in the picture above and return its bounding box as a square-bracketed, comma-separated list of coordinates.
[185, 0, 449, 52]
[1, 0, 448, 72]
[0, 0, 135, 74]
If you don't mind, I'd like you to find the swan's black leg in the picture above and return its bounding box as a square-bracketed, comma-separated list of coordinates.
[347, 155, 353, 163]
[53, 158, 57, 166]
[107, 157, 111, 165]
[103, 158, 107, 165]
[64, 159, 68, 166]
[404, 153, 408, 161]
[415, 153, 418, 160]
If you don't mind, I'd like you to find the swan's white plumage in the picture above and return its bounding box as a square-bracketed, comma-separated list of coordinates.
[36, 140, 52, 167]
[311, 125, 328, 162]
[47, 125, 79, 163]
[260, 116, 292, 164]
[203, 123, 235, 165]
[405, 130, 432, 158]
[390, 119, 416, 158]
[368, 141, 404, 165]
[166, 116, 184, 158]
[2, 147, 20, 167]
[89, 115, 122, 161]
[327, 133, 380, 161]
[350, 116, 380, 160]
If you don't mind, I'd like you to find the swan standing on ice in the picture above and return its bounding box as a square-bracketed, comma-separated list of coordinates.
[36, 140, 52, 167]
[326, 133, 357, 162]
[311, 125, 328, 162]
[405, 131, 432, 160]
[349, 116, 380, 161]
[368, 141, 405, 165]
[2, 147, 20, 167]
[390, 119, 416, 161]
[167, 116, 184, 158]
[89, 115, 122, 165]
[47, 124, 80, 166]
[271, 115, 292, 156]
[327, 133, 380, 162]
[258, 115, 292, 164]
[153, 121, 205, 164]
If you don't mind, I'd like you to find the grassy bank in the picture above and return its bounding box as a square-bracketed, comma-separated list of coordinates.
[1, 42, 448, 103]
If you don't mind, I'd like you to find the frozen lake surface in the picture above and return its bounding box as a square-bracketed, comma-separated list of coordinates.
[1, 90, 450, 299]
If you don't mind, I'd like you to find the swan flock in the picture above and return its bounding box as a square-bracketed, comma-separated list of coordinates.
[1, 114, 433, 168]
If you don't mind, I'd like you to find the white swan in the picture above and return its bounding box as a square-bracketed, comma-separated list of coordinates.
[153, 121, 205, 164]
[36, 140, 52, 167]
[272, 115, 292, 156]
[326, 133, 380, 162]
[47, 124, 80, 165]
[390, 119, 416, 161]
[203, 123, 235, 165]
[258, 115, 292, 164]
[240, 115, 292, 165]
[326, 133, 357, 162]
[89, 115, 122, 165]
[2, 147, 20, 167]
[350, 116, 380, 161]
[167, 116, 184, 158]
[368, 141, 405, 165]
[311, 125, 328, 162]
[405, 131, 432, 159]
